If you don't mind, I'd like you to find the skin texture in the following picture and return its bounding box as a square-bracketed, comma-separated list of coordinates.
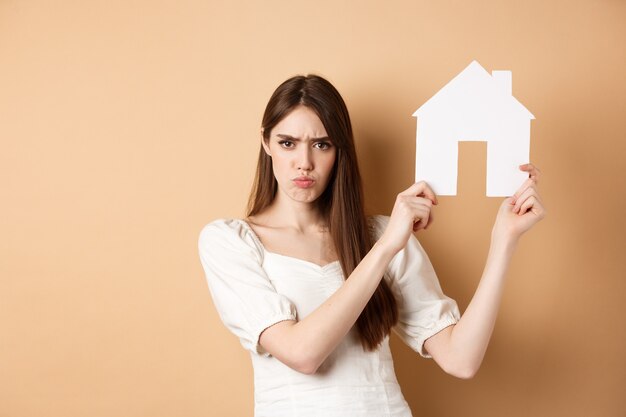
[249, 105, 546, 376]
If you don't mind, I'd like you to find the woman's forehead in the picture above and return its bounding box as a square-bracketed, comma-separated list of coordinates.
[272, 106, 328, 138]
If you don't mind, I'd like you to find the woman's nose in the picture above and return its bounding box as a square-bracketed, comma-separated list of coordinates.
[296, 147, 313, 171]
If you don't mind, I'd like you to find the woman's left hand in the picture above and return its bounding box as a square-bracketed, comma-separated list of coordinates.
[492, 163, 547, 242]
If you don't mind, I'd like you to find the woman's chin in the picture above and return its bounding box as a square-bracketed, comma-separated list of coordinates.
[288, 189, 323, 204]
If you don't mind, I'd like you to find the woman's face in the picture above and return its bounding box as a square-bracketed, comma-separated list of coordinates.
[262, 105, 336, 206]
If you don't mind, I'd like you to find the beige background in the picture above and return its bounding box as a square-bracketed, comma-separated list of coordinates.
[1, 1, 624, 416]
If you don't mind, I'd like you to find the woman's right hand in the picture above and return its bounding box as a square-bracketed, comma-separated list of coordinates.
[378, 181, 438, 255]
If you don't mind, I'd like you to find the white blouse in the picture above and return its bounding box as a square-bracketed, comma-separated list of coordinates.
[198, 214, 461, 417]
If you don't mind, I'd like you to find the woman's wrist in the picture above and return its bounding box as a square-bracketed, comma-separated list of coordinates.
[371, 238, 400, 264]
[491, 224, 520, 245]
[489, 231, 518, 255]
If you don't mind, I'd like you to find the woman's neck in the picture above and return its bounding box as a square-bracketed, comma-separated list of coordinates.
[251, 193, 328, 233]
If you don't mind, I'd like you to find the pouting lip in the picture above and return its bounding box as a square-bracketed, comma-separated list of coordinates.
[293, 176, 315, 181]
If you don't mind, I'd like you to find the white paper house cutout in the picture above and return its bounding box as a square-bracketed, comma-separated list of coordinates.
[413, 60, 535, 196]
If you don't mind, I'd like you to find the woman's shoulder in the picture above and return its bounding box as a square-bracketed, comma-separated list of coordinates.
[198, 218, 264, 259]
[199, 217, 247, 234]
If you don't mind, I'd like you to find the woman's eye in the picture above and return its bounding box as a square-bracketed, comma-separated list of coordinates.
[278, 140, 294, 148]
[315, 142, 332, 150]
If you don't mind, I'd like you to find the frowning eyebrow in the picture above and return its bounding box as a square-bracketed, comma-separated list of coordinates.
[275, 134, 330, 141]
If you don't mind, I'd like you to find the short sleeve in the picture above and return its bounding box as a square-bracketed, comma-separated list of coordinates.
[197, 219, 297, 357]
[368, 215, 461, 359]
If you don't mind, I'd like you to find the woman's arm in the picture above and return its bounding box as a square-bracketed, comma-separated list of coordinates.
[260, 239, 397, 374]
[260, 181, 438, 374]
[423, 236, 517, 379]
[424, 164, 546, 378]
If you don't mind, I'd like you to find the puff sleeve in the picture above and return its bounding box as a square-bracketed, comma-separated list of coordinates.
[368, 215, 461, 359]
[197, 219, 298, 357]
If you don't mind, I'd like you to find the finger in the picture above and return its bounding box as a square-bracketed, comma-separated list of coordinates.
[411, 206, 431, 231]
[405, 197, 435, 217]
[512, 178, 535, 202]
[400, 181, 439, 205]
[407, 181, 438, 205]
[513, 186, 541, 213]
[413, 196, 435, 207]
[413, 217, 429, 232]
[519, 163, 541, 184]
[424, 209, 434, 229]
[517, 195, 543, 216]
[519, 163, 539, 175]
[405, 198, 434, 230]
[396, 195, 433, 216]
[534, 200, 547, 219]
[413, 214, 429, 231]
[517, 191, 546, 217]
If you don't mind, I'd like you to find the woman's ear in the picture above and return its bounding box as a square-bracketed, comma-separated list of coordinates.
[261, 128, 271, 156]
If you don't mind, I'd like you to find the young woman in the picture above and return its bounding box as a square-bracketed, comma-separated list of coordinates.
[198, 74, 545, 416]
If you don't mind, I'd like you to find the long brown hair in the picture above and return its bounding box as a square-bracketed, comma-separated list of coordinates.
[247, 74, 398, 352]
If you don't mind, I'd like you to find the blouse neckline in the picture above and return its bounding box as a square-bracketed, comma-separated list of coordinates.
[236, 219, 342, 270]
